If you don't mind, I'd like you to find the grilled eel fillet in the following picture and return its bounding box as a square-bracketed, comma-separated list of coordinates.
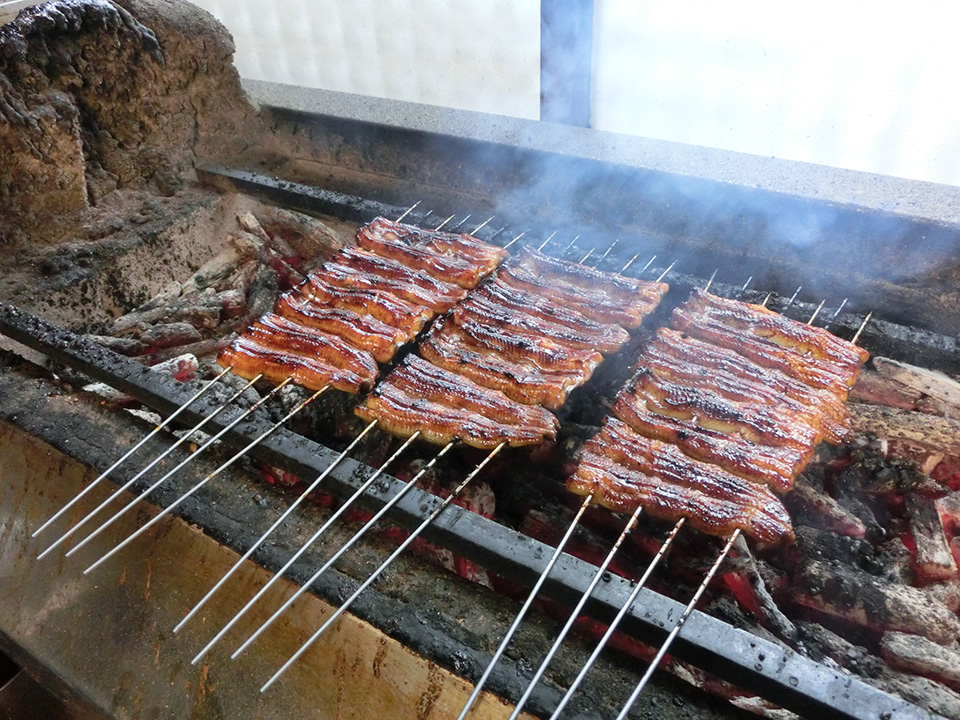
[358, 216, 508, 274]
[673, 306, 854, 395]
[300, 275, 433, 342]
[473, 277, 630, 353]
[648, 328, 851, 443]
[357, 217, 505, 288]
[219, 314, 379, 393]
[628, 367, 823, 452]
[498, 248, 668, 328]
[568, 419, 794, 544]
[274, 293, 406, 364]
[355, 355, 558, 449]
[685, 289, 869, 370]
[449, 305, 604, 373]
[611, 396, 806, 493]
[419, 316, 585, 410]
[639, 349, 846, 445]
[326, 247, 468, 312]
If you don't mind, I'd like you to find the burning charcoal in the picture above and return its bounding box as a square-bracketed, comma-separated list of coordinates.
[138, 322, 203, 350]
[792, 559, 960, 644]
[83, 334, 145, 356]
[211, 288, 246, 318]
[881, 632, 960, 691]
[723, 534, 798, 642]
[245, 263, 279, 320]
[907, 495, 958, 583]
[850, 370, 921, 411]
[849, 404, 960, 492]
[237, 211, 271, 243]
[936, 491, 960, 535]
[149, 353, 199, 382]
[238, 212, 301, 264]
[180, 244, 253, 296]
[784, 474, 867, 538]
[925, 579, 960, 613]
[254, 206, 346, 262]
[137, 280, 183, 312]
[871, 357, 960, 420]
[258, 244, 305, 289]
[228, 259, 258, 295]
[799, 622, 960, 719]
[147, 339, 220, 364]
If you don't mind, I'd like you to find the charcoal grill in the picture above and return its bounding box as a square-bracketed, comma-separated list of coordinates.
[1, 2, 959, 719]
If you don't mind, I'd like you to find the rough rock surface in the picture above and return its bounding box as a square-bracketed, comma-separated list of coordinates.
[0, 0, 261, 245]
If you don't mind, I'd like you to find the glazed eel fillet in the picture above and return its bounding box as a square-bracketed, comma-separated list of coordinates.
[672, 306, 855, 396]
[419, 316, 585, 410]
[273, 293, 406, 364]
[685, 289, 869, 370]
[355, 355, 558, 449]
[324, 247, 468, 312]
[357, 217, 506, 288]
[358, 216, 508, 273]
[648, 328, 851, 443]
[568, 289, 868, 542]
[219, 216, 506, 393]
[629, 367, 823, 452]
[612, 394, 806, 493]
[499, 248, 667, 328]
[219, 323, 376, 395]
[568, 418, 794, 543]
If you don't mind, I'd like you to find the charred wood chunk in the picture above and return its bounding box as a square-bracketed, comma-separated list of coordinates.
[882, 631, 960, 692]
[784, 474, 867, 538]
[793, 559, 960, 645]
[907, 495, 959, 584]
[849, 404, 960, 493]
[799, 621, 960, 720]
[83, 334, 145, 356]
[254, 207, 347, 262]
[138, 322, 202, 350]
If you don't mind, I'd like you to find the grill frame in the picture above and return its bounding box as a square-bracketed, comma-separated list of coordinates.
[0, 245, 938, 720]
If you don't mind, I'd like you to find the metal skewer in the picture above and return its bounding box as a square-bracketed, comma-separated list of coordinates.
[548, 518, 686, 719]
[257, 441, 507, 692]
[233, 438, 459, 660]
[508, 506, 643, 720]
[851, 311, 873, 345]
[173, 418, 381, 635]
[702, 268, 719, 293]
[63, 378, 291, 560]
[537, 231, 558, 251]
[434, 214, 456, 231]
[822, 298, 848, 331]
[597, 236, 620, 264]
[188, 430, 422, 664]
[471, 217, 495, 234]
[451, 214, 471, 230]
[32, 366, 232, 538]
[83, 383, 329, 574]
[613, 530, 739, 720]
[502, 231, 527, 251]
[563, 234, 581, 252]
[38, 372, 262, 560]
[395, 200, 420, 223]
[457, 496, 593, 720]
[579, 247, 595, 264]
[737, 276, 753, 298]
[807, 299, 826, 325]
[620, 251, 648, 273]
[655, 261, 677, 282]
[783, 285, 802, 310]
